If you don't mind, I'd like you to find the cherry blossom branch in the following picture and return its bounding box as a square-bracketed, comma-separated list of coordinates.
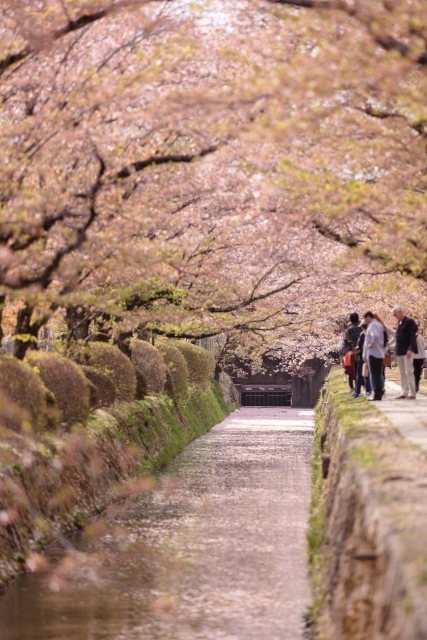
[0, 0, 170, 77]
[204, 277, 304, 313]
[267, 0, 427, 65]
[355, 106, 427, 138]
[313, 219, 427, 281]
[115, 146, 219, 179]
[0, 155, 106, 289]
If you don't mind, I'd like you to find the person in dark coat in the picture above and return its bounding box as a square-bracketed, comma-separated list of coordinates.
[344, 312, 361, 390]
[393, 306, 418, 399]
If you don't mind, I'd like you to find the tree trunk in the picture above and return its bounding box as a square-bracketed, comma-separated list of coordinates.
[114, 331, 133, 357]
[65, 305, 91, 344]
[91, 314, 113, 343]
[0, 293, 5, 347]
[12, 303, 46, 359]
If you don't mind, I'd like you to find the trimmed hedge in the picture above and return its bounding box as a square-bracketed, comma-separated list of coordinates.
[85, 377, 99, 410]
[158, 342, 189, 402]
[174, 341, 215, 391]
[164, 367, 175, 401]
[26, 351, 90, 426]
[0, 355, 47, 432]
[87, 342, 136, 403]
[134, 367, 147, 400]
[80, 365, 117, 409]
[131, 340, 167, 394]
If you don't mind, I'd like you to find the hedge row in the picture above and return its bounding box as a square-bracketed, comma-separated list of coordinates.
[0, 340, 221, 433]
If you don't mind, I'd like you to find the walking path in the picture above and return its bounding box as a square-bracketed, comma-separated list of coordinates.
[0, 408, 314, 640]
[212, 406, 315, 432]
[381, 380, 427, 452]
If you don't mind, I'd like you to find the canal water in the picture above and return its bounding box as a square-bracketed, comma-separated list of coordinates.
[0, 408, 313, 640]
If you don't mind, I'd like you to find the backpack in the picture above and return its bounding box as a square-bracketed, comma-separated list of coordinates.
[343, 350, 356, 380]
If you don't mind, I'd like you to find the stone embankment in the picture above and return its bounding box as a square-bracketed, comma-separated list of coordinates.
[0, 382, 233, 590]
[310, 370, 427, 640]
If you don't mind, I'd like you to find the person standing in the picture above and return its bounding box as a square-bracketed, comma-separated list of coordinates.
[353, 322, 372, 398]
[414, 325, 426, 393]
[392, 306, 418, 400]
[344, 313, 361, 390]
[363, 311, 386, 401]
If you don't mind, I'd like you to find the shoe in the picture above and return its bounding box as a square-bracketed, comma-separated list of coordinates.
[394, 395, 407, 400]
[352, 394, 360, 398]
[368, 397, 382, 401]
[407, 396, 416, 400]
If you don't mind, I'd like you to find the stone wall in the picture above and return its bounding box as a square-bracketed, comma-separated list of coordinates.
[310, 370, 427, 639]
[0, 382, 233, 591]
[292, 358, 330, 408]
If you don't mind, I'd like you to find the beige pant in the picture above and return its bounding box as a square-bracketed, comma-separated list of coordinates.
[396, 353, 416, 397]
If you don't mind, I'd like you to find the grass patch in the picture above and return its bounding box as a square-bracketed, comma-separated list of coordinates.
[325, 369, 389, 438]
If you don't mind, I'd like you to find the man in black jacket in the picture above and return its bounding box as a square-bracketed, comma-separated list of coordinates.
[393, 306, 418, 399]
[344, 312, 361, 390]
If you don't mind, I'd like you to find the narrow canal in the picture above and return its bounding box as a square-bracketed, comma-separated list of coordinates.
[0, 408, 314, 640]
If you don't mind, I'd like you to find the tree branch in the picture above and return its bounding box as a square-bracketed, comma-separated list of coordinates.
[115, 145, 219, 179]
[204, 277, 304, 313]
[267, 0, 427, 65]
[1, 208, 82, 251]
[356, 106, 427, 138]
[0, 0, 169, 77]
[313, 220, 359, 248]
[0, 155, 105, 290]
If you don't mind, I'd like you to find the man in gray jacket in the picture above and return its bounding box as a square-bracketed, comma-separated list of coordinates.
[363, 311, 386, 401]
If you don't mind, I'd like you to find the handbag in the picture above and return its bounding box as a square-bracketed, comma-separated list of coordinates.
[362, 362, 369, 377]
[383, 353, 391, 367]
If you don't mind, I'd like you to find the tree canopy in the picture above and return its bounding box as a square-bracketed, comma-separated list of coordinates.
[1, 0, 426, 369]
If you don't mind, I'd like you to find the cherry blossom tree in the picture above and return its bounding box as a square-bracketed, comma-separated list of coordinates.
[2, 0, 426, 370]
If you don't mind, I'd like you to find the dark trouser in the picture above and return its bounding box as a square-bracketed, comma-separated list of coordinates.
[356, 357, 372, 395]
[369, 356, 384, 400]
[414, 359, 423, 391]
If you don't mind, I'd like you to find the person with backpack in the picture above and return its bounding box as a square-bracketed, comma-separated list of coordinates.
[392, 305, 418, 399]
[363, 311, 386, 401]
[414, 324, 426, 393]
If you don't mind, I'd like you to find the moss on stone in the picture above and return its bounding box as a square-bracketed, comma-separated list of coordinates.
[307, 369, 409, 638]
